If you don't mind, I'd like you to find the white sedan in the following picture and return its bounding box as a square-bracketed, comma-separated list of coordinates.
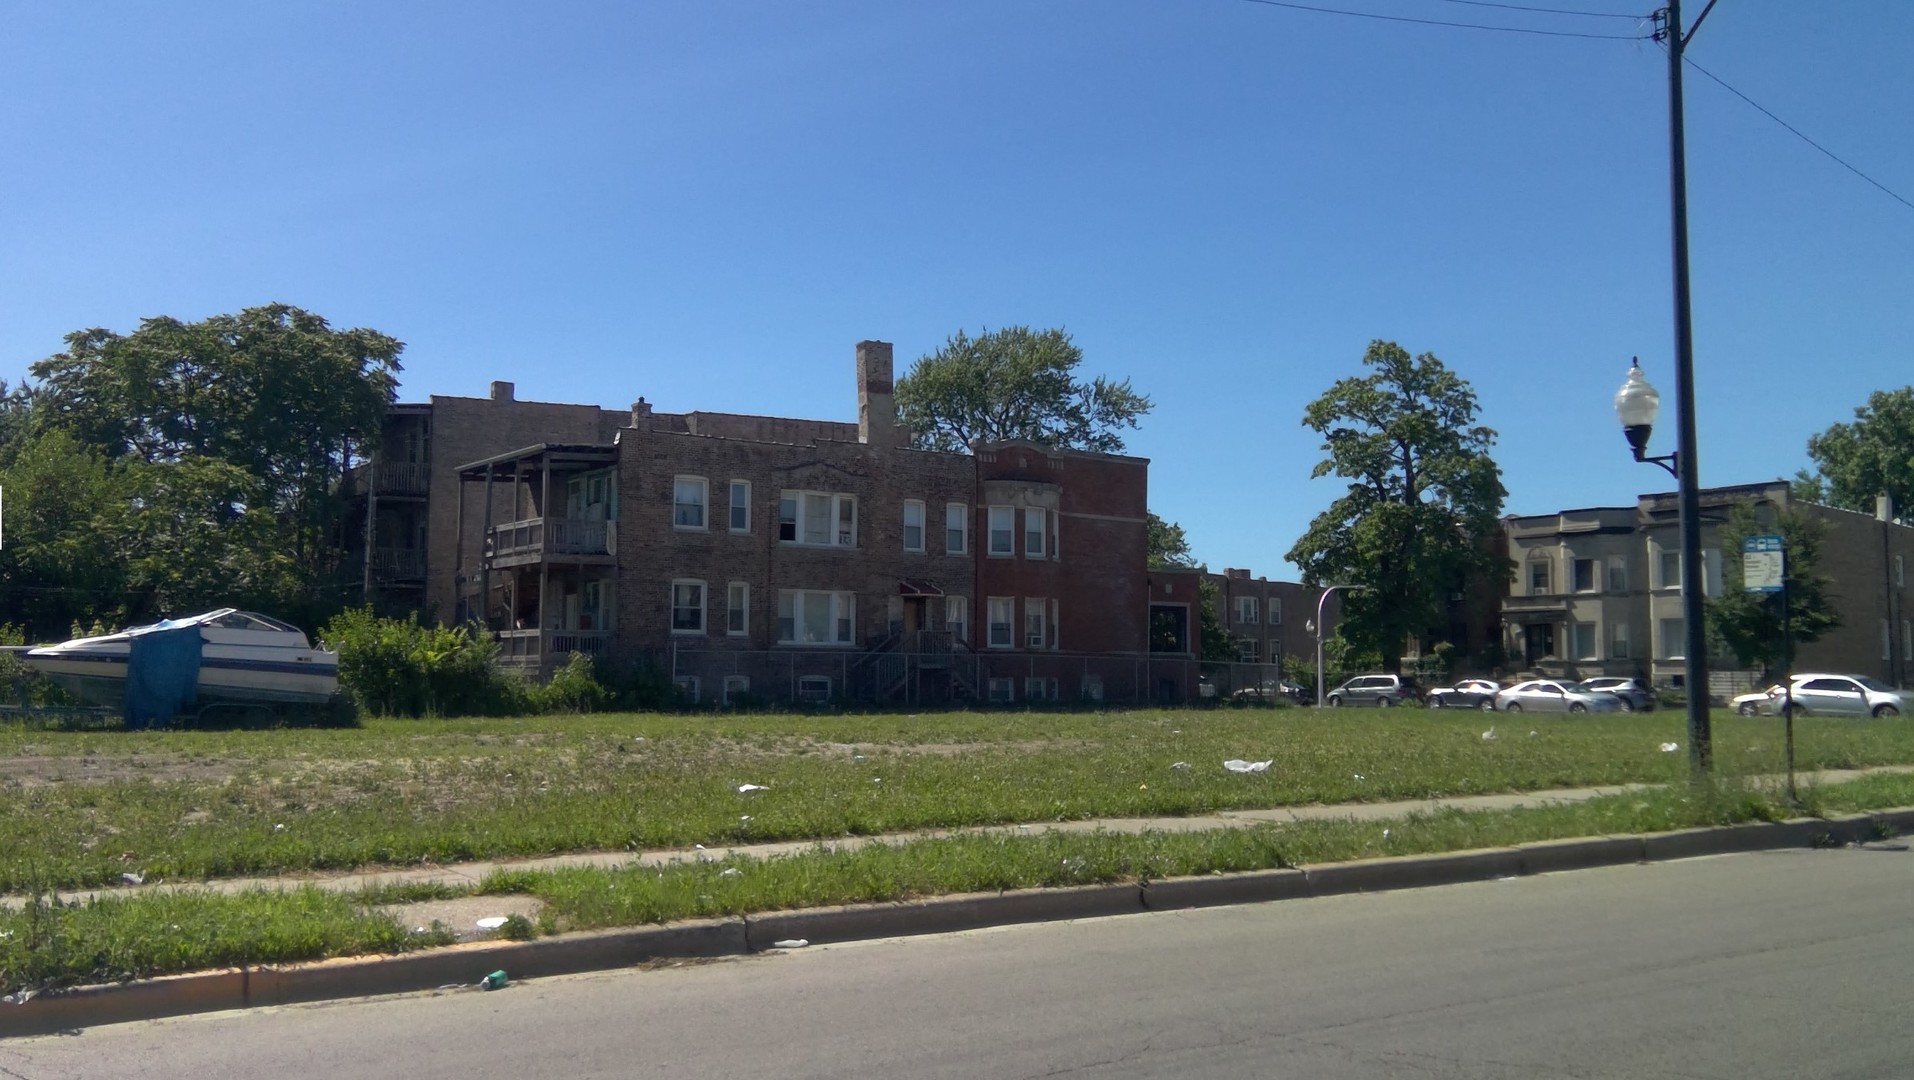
[1492, 679, 1625, 714]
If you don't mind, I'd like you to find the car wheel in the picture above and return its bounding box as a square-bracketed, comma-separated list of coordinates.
[1379, 697, 1394, 708]
[1783, 703, 1805, 720]
[1569, 702, 1588, 714]
[1428, 697, 1443, 709]
[1874, 704, 1901, 718]
[1616, 699, 1634, 713]
[1503, 702, 1522, 714]
[1479, 700, 1495, 712]
[1327, 695, 1341, 708]
[1737, 702, 1757, 716]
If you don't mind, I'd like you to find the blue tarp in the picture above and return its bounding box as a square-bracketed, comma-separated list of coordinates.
[125, 621, 202, 728]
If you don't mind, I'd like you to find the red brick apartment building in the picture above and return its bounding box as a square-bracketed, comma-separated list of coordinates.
[354, 342, 1202, 706]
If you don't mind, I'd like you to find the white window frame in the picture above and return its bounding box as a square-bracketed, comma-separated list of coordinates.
[673, 476, 708, 531]
[987, 506, 1015, 556]
[1898, 555, 1906, 588]
[1658, 550, 1681, 591]
[1701, 548, 1723, 599]
[728, 480, 750, 533]
[1572, 558, 1598, 593]
[945, 595, 968, 645]
[1235, 596, 1258, 625]
[670, 579, 706, 634]
[1611, 621, 1631, 659]
[1268, 598, 1281, 626]
[1657, 617, 1684, 661]
[776, 590, 857, 647]
[797, 675, 833, 704]
[945, 502, 968, 555]
[1080, 674, 1104, 703]
[777, 490, 858, 548]
[721, 674, 750, 706]
[1024, 597, 1046, 649]
[903, 499, 925, 553]
[1024, 676, 1058, 702]
[987, 677, 1015, 704]
[1607, 557, 1628, 593]
[987, 597, 1014, 649]
[726, 581, 749, 637]
[674, 675, 701, 703]
[1572, 621, 1598, 661]
[1236, 637, 1260, 663]
[1023, 508, 1047, 558]
[1884, 618, 1893, 661]
[1528, 559, 1551, 596]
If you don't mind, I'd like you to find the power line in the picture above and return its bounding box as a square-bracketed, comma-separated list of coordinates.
[1238, 0, 1651, 39]
[1680, 54, 1914, 214]
[1428, 0, 1641, 20]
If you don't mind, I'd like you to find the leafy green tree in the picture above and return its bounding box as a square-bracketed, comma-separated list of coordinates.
[1800, 386, 1914, 517]
[1146, 512, 1197, 569]
[27, 304, 402, 623]
[119, 457, 299, 623]
[894, 326, 1151, 453]
[1706, 501, 1839, 677]
[0, 429, 133, 638]
[1196, 578, 1236, 662]
[1286, 341, 1506, 671]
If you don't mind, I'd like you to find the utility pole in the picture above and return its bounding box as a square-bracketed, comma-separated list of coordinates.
[1656, 0, 1717, 773]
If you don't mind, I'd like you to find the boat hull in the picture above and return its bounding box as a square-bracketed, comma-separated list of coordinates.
[21, 653, 340, 708]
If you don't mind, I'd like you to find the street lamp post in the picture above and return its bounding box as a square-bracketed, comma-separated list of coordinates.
[1314, 584, 1367, 709]
[1615, 358, 1711, 773]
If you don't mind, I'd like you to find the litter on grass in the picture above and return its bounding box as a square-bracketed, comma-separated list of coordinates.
[1481, 727, 1496, 741]
[720, 867, 741, 877]
[475, 916, 509, 930]
[738, 784, 770, 793]
[121, 872, 144, 886]
[1223, 759, 1272, 773]
[1171, 761, 1190, 769]
[1660, 742, 1680, 752]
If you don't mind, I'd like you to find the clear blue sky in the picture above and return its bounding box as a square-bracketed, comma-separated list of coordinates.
[4, 1, 1910, 578]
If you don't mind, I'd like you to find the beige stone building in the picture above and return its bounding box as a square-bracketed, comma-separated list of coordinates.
[1501, 481, 1912, 695]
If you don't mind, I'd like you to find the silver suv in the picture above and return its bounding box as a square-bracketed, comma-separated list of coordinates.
[1324, 674, 1419, 708]
[1777, 673, 1905, 718]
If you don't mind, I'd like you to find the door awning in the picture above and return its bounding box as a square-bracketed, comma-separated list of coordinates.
[898, 579, 945, 597]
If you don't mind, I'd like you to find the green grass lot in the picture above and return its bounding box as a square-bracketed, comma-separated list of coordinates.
[7, 704, 1914, 995]
[3, 705, 1912, 893]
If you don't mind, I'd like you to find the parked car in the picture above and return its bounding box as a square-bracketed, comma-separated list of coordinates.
[1578, 676, 1655, 712]
[1233, 679, 1307, 704]
[1732, 684, 1786, 716]
[1776, 673, 1905, 718]
[1323, 674, 1419, 708]
[1492, 679, 1624, 714]
[1423, 679, 1501, 710]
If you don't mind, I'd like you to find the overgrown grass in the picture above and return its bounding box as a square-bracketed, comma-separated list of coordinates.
[13, 770, 1914, 995]
[2, 708, 1911, 892]
[0, 886, 455, 995]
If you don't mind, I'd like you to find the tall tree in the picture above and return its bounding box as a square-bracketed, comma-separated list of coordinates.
[1706, 500, 1839, 678]
[1286, 341, 1506, 670]
[1146, 511, 1197, 569]
[28, 304, 402, 623]
[1801, 386, 1914, 517]
[894, 326, 1151, 453]
[0, 429, 133, 638]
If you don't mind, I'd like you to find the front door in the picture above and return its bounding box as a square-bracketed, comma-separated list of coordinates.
[903, 597, 925, 636]
[1525, 624, 1556, 666]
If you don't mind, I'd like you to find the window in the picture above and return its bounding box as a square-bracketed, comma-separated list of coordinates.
[945, 595, 967, 644]
[1657, 617, 1684, 660]
[987, 677, 1014, 703]
[1903, 619, 1911, 661]
[1658, 550, 1681, 590]
[779, 491, 857, 547]
[566, 471, 614, 521]
[1080, 674, 1104, 703]
[1572, 622, 1598, 661]
[1268, 598, 1282, 626]
[1024, 508, 1047, 558]
[1611, 621, 1631, 659]
[728, 481, 750, 532]
[1573, 559, 1597, 593]
[1701, 549, 1722, 598]
[1237, 637, 1260, 663]
[1884, 618, 1893, 661]
[1528, 559, 1551, 595]
[776, 590, 855, 646]
[903, 500, 925, 553]
[945, 503, 968, 555]
[673, 477, 707, 529]
[1024, 598, 1046, 649]
[726, 582, 749, 636]
[671, 580, 705, 633]
[1607, 557, 1628, 593]
[1235, 596, 1259, 624]
[1024, 677, 1058, 702]
[1898, 555, 1906, 588]
[798, 676, 832, 704]
[987, 506, 1014, 556]
[674, 675, 701, 704]
[722, 675, 750, 706]
[987, 597, 1015, 648]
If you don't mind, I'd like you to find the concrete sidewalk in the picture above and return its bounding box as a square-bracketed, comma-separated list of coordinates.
[16, 764, 1910, 911]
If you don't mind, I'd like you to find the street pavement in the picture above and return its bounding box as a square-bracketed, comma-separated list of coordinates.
[9, 844, 1913, 1078]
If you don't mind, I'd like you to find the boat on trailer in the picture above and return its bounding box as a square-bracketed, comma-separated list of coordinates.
[16, 609, 339, 717]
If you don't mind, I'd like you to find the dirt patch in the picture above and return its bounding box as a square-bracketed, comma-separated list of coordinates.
[382, 894, 547, 943]
[0, 754, 237, 787]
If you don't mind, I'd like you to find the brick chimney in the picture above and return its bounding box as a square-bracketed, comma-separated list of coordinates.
[490, 380, 514, 403]
[856, 340, 903, 447]
[631, 397, 653, 427]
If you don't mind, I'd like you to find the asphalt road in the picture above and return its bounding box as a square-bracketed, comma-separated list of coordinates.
[8, 847, 1914, 1079]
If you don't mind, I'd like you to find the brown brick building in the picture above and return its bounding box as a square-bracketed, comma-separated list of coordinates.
[357, 341, 1200, 706]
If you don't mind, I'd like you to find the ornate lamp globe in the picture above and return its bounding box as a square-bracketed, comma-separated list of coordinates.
[1614, 358, 1661, 458]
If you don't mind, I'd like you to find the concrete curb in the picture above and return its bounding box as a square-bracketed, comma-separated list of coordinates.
[8, 809, 1912, 1038]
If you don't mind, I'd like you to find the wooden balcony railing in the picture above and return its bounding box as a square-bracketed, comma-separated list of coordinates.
[486, 517, 612, 561]
[373, 462, 429, 496]
[495, 629, 612, 661]
[371, 547, 425, 583]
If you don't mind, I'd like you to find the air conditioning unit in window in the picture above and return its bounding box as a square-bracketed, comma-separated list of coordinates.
[1027, 633, 1044, 648]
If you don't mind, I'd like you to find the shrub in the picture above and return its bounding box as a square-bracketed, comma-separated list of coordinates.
[528, 652, 612, 713]
[320, 608, 527, 717]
